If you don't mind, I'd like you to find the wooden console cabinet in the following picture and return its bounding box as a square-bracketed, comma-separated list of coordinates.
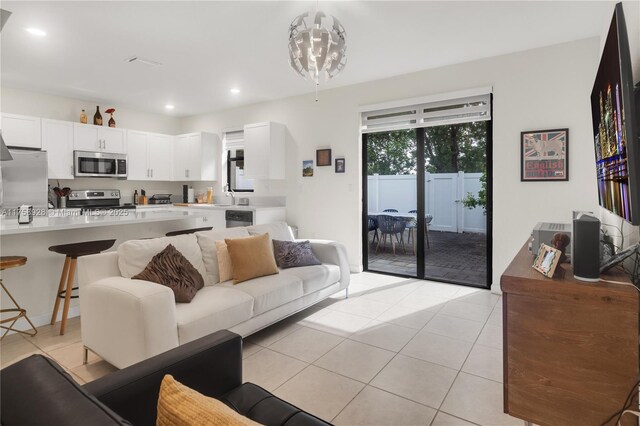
[501, 241, 639, 426]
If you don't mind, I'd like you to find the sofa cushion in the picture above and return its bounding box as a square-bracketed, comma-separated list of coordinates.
[118, 234, 206, 283]
[219, 273, 303, 315]
[196, 228, 251, 285]
[273, 240, 322, 269]
[225, 233, 279, 284]
[175, 286, 254, 344]
[132, 244, 204, 303]
[220, 382, 330, 426]
[157, 375, 260, 426]
[215, 241, 233, 283]
[0, 355, 132, 425]
[282, 265, 341, 295]
[247, 222, 294, 242]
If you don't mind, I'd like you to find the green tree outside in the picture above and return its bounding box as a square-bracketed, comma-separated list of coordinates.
[366, 122, 487, 175]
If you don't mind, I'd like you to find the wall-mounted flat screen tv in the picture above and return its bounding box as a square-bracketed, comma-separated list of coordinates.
[591, 3, 639, 225]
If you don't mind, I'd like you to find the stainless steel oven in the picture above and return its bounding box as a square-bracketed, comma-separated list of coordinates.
[74, 151, 127, 178]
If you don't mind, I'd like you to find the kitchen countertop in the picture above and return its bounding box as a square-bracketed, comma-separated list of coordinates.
[0, 209, 212, 235]
[137, 204, 285, 211]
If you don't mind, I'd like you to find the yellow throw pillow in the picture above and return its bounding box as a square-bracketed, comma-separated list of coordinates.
[157, 375, 261, 426]
[215, 240, 233, 283]
[225, 233, 279, 284]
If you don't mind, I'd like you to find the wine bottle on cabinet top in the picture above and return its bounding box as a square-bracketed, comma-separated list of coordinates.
[93, 106, 103, 126]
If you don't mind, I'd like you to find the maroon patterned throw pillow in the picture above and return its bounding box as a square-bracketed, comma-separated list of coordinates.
[272, 240, 322, 269]
[132, 244, 204, 303]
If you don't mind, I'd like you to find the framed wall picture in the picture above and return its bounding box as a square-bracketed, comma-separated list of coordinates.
[335, 158, 345, 173]
[302, 160, 313, 177]
[521, 128, 569, 181]
[532, 243, 562, 278]
[316, 149, 332, 166]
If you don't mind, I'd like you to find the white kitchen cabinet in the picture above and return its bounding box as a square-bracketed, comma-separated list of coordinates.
[1, 113, 42, 149]
[195, 210, 226, 229]
[127, 131, 174, 181]
[41, 119, 74, 179]
[173, 132, 218, 181]
[148, 134, 173, 181]
[102, 127, 126, 153]
[73, 123, 126, 154]
[243, 122, 285, 180]
[126, 130, 149, 180]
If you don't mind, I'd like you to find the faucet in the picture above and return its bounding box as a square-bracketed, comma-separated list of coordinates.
[225, 183, 235, 205]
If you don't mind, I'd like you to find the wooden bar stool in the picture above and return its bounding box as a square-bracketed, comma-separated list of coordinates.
[49, 239, 116, 335]
[0, 256, 37, 340]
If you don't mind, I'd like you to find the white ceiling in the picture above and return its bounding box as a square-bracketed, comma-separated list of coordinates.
[1, 1, 614, 117]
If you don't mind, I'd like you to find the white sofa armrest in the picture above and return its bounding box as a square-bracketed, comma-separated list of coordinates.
[304, 239, 350, 288]
[80, 276, 179, 369]
[78, 252, 120, 287]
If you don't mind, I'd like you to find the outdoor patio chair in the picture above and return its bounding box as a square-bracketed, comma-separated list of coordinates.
[407, 210, 417, 254]
[368, 216, 379, 245]
[407, 210, 432, 249]
[425, 214, 433, 248]
[376, 215, 407, 255]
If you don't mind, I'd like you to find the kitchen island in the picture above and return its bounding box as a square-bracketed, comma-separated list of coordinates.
[0, 205, 286, 331]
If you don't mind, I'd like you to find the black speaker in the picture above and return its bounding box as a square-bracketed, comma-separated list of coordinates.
[182, 185, 188, 203]
[572, 214, 601, 281]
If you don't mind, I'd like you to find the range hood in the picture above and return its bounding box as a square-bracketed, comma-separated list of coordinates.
[0, 10, 14, 161]
[0, 132, 13, 161]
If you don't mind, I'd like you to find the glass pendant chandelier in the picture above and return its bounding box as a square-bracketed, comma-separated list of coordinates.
[288, 8, 347, 101]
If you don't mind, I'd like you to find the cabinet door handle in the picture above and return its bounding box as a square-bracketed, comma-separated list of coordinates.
[151, 169, 153, 178]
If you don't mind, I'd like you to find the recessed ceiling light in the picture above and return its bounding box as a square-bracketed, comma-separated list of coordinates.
[230, 88, 240, 94]
[25, 27, 46, 37]
[165, 104, 175, 110]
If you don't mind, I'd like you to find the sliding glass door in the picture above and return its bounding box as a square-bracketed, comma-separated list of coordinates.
[423, 121, 490, 287]
[362, 107, 492, 289]
[364, 129, 418, 277]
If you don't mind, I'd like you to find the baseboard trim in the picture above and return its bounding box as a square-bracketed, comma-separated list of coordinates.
[349, 264, 363, 273]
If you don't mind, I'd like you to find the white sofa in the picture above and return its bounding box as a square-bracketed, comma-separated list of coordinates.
[77, 222, 350, 369]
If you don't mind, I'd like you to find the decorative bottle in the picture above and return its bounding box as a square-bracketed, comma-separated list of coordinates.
[80, 109, 87, 124]
[133, 190, 139, 206]
[93, 106, 103, 126]
[106, 108, 116, 127]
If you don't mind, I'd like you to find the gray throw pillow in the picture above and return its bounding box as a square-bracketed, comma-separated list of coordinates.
[272, 240, 322, 269]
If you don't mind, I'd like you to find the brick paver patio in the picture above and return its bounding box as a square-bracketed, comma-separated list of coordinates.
[367, 230, 488, 287]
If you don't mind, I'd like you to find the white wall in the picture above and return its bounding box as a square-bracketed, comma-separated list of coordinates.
[181, 37, 603, 291]
[0, 86, 182, 134]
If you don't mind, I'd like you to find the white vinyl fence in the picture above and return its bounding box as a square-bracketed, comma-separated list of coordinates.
[368, 172, 486, 233]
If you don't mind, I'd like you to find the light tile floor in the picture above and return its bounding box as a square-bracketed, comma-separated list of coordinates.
[0, 272, 523, 425]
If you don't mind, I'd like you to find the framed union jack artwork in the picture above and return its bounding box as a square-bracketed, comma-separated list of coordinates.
[521, 128, 569, 181]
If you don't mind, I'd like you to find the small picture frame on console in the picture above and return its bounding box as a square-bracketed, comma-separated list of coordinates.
[532, 243, 562, 278]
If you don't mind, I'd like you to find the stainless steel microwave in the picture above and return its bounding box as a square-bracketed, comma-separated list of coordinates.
[74, 151, 127, 178]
